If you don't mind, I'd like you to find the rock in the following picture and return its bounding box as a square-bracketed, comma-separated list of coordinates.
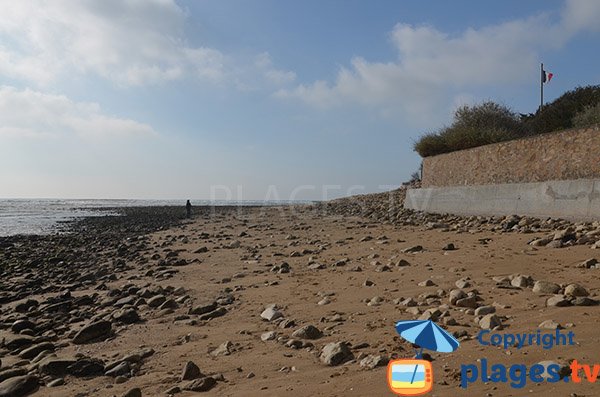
[546, 240, 563, 248]
[292, 325, 322, 340]
[564, 283, 588, 297]
[0, 375, 39, 397]
[546, 295, 571, 307]
[189, 301, 217, 315]
[571, 297, 598, 306]
[164, 386, 181, 395]
[455, 278, 471, 289]
[147, 295, 166, 308]
[39, 357, 77, 377]
[14, 300, 38, 313]
[260, 306, 283, 322]
[198, 307, 227, 321]
[261, 331, 277, 341]
[400, 297, 417, 307]
[577, 258, 598, 269]
[537, 360, 571, 380]
[538, 320, 562, 330]
[0, 368, 27, 383]
[182, 361, 202, 380]
[122, 388, 142, 397]
[183, 376, 216, 392]
[418, 308, 442, 321]
[72, 320, 112, 344]
[18, 342, 54, 359]
[474, 306, 496, 316]
[455, 296, 478, 309]
[4, 336, 33, 351]
[105, 361, 130, 377]
[442, 243, 456, 251]
[511, 275, 533, 288]
[402, 245, 423, 253]
[532, 281, 561, 294]
[449, 289, 467, 305]
[320, 342, 353, 366]
[66, 358, 105, 377]
[47, 378, 64, 387]
[479, 314, 501, 330]
[211, 341, 233, 357]
[226, 240, 241, 249]
[159, 298, 178, 310]
[359, 355, 388, 370]
[367, 296, 383, 306]
[10, 320, 36, 334]
[113, 308, 140, 324]
[418, 280, 436, 287]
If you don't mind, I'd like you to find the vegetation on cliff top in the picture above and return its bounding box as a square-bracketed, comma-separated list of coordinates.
[414, 85, 600, 157]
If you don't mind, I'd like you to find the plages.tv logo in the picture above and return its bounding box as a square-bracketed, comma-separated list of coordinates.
[387, 320, 460, 396]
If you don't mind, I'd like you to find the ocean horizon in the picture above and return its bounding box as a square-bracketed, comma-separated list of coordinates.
[0, 198, 314, 237]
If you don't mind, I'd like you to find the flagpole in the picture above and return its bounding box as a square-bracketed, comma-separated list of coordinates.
[540, 63, 544, 112]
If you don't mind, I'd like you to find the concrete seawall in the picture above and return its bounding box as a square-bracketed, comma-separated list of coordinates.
[404, 179, 600, 221]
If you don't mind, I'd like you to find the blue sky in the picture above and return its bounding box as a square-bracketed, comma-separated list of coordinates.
[1, 0, 599, 200]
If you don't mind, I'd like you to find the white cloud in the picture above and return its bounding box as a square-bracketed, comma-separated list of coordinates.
[562, 0, 600, 33]
[255, 52, 296, 85]
[0, 86, 157, 139]
[0, 0, 227, 86]
[277, 1, 600, 125]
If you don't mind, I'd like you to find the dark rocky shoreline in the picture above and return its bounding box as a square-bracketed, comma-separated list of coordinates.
[1, 206, 274, 305]
[0, 205, 274, 396]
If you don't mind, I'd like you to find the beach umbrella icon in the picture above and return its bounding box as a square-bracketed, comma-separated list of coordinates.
[395, 319, 459, 356]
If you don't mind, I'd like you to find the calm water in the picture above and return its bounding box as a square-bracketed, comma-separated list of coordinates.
[0, 199, 309, 237]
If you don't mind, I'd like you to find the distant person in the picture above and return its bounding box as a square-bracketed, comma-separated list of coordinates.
[186, 199, 192, 218]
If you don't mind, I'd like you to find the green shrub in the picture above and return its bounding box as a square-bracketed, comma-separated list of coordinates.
[413, 132, 449, 158]
[572, 102, 600, 128]
[522, 85, 600, 133]
[414, 101, 527, 157]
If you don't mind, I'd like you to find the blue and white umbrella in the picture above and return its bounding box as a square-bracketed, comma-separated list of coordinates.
[395, 320, 459, 355]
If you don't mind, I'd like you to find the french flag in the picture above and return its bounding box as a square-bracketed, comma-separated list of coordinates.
[542, 69, 553, 83]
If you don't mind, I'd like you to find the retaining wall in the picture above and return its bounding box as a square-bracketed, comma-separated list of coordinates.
[422, 125, 600, 188]
[404, 179, 600, 221]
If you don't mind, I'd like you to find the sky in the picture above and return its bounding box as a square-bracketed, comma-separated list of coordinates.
[1, 0, 599, 201]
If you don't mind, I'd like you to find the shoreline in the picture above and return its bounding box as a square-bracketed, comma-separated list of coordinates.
[0, 199, 599, 396]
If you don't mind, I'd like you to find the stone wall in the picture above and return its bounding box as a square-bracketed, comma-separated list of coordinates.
[422, 125, 600, 187]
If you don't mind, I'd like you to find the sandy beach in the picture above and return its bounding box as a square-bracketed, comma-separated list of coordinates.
[1, 195, 600, 397]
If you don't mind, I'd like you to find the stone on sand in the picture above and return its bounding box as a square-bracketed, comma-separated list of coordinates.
[260, 305, 283, 322]
[72, 320, 112, 344]
[532, 281, 561, 294]
[0, 375, 39, 397]
[320, 342, 354, 366]
[182, 361, 202, 380]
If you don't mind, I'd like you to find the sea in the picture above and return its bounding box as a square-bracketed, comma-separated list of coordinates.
[0, 199, 310, 237]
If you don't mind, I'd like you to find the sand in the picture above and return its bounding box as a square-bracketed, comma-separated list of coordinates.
[2, 205, 600, 396]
